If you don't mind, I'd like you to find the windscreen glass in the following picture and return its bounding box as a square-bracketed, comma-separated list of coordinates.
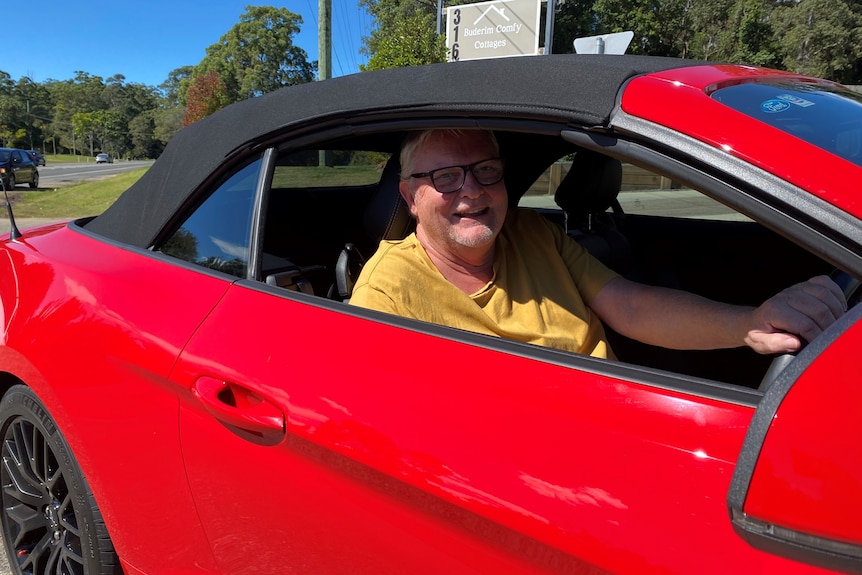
[711, 81, 862, 167]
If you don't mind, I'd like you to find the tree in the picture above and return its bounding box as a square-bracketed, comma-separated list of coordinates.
[154, 107, 185, 146]
[774, 0, 862, 83]
[129, 112, 162, 159]
[360, 0, 448, 67]
[184, 71, 231, 126]
[592, 0, 689, 56]
[717, 0, 782, 68]
[49, 72, 109, 155]
[552, 0, 602, 54]
[161, 66, 195, 108]
[362, 13, 446, 70]
[196, 6, 315, 102]
[679, 0, 734, 60]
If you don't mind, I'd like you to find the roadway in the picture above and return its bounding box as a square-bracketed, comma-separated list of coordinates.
[35, 159, 153, 188]
[0, 160, 154, 236]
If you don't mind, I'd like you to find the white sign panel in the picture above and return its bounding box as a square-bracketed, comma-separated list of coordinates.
[573, 31, 634, 55]
[446, 0, 541, 62]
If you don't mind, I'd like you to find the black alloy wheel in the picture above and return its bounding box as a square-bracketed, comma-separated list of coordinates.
[0, 385, 119, 575]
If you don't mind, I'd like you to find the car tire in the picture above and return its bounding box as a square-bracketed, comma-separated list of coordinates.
[29, 172, 38, 189]
[0, 385, 120, 574]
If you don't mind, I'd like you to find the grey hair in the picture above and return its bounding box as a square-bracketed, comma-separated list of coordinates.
[399, 129, 499, 180]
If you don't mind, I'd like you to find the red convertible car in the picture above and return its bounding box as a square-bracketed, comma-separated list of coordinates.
[1, 55, 860, 574]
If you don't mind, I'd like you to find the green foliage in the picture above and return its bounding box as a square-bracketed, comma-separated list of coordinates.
[196, 5, 315, 102]
[774, 0, 862, 83]
[0, 5, 318, 157]
[592, 0, 686, 56]
[360, 0, 450, 66]
[161, 66, 195, 107]
[362, 13, 446, 70]
[361, 0, 862, 83]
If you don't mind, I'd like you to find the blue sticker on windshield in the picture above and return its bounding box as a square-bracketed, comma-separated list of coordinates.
[761, 99, 791, 113]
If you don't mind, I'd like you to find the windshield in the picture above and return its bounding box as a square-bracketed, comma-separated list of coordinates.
[0, 151, 9, 163]
[711, 81, 862, 167]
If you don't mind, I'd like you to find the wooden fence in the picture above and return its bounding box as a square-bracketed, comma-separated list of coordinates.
[525, 162, 675, 197]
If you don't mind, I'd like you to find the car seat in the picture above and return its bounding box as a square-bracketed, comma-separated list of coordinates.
[333, 155, 414, 299]
[554, 149, 632, 275]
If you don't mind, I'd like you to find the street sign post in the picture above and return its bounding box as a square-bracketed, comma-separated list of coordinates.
[446, 0, 541, 62]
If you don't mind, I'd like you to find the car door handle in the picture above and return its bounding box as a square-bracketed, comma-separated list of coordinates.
[192, 376, 285, 438]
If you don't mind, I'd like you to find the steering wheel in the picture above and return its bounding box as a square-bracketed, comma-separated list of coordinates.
[758, 269, 859, 391]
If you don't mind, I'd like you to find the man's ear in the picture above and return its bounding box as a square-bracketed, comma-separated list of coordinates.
[399, 180, 418, 217]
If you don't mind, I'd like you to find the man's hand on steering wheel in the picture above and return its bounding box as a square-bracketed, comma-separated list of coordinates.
[745, 274, 847, 355]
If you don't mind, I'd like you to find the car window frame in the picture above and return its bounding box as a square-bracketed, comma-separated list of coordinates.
[156, 115, 858, 408]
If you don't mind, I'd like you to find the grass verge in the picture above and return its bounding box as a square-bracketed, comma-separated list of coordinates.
[8, 168, 148, 218]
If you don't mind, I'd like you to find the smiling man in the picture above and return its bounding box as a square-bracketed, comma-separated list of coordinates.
[350, 129, 845, 360]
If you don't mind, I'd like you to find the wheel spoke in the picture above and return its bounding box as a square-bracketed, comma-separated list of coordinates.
[14, 527, 52, 573]
[3, 423, 50, 503]
[1, 414, 83, 574]
[58, 492, 80, 539]
[59, 540, 86, 575]
[5, 503, 46, 546]
[0, 392, 113, 574]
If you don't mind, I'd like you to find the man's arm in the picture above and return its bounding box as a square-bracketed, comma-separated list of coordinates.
[590, 275, 847, 354]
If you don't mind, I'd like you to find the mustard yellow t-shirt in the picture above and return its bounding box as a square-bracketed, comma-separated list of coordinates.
[350, 209, 619, 358]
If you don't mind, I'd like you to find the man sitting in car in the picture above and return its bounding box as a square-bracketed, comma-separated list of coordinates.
[350, 129, 845, 359]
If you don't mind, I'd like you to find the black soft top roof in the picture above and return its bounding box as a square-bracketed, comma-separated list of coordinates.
[86, 54, 699, 247]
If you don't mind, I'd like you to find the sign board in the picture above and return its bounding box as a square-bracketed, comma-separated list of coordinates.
[446, 0, 541, 62]
[573, 31, 634, 55]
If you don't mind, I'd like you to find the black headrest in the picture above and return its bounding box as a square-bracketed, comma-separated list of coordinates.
[554, 150, 622, 215]
[363, 155, 414, 242]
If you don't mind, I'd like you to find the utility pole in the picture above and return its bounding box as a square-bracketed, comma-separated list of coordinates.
[319, 0, 332, 167]
[544, 0, 557, 55]
[437, 0, 443, 35]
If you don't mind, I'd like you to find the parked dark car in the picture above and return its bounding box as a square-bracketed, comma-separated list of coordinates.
[0, 147, 39, 189]
[25, 149, 46, 166]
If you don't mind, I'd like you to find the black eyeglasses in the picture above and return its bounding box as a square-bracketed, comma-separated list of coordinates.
[409, 158, 504, 193]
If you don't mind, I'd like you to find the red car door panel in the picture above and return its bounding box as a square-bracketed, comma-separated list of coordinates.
[172, 282, 823, 574]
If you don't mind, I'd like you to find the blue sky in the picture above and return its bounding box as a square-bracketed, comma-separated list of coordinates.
[3, 1, 371, 87]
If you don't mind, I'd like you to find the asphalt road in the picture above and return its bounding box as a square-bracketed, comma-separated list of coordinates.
[35, 159, 153, 188]
[0, 159, 154, 237]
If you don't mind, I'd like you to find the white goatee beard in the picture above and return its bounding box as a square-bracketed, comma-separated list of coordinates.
[449, 223, 496, 248]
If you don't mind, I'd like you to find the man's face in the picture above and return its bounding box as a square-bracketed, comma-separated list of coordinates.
[400, 131, 508, 261]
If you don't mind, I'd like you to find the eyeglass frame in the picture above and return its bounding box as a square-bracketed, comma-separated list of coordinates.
[407, 157, 505, 193]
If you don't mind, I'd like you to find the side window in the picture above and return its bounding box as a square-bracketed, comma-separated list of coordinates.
[160, 159, 262, 278]
[258, 149, 389, 296]
[519, 159, 749, 222]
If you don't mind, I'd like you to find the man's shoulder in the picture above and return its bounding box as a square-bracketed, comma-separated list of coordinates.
[504, 207, 562, 239]
[358, 234, 425, 282]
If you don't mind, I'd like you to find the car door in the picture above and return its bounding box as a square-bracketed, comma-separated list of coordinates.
[10, 150, 32, 182]
[172, 279, 861, 575]
[170, 283, 738, 574]
[161, 142, 852, 574]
